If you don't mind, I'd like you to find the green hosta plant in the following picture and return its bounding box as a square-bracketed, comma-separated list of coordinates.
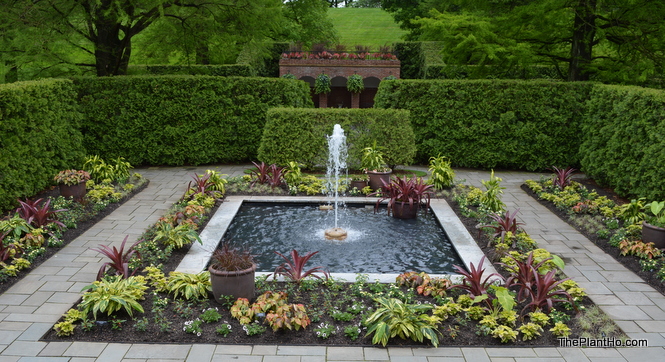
[428, 155, 455, 189]
[166, 271, 211, 300]
[618, 198, 646, 225]
[153, 222, 201, 249]
[346, 74, 364, 93]
[364, 297, 441, 347]
[79, 276, 147, 319]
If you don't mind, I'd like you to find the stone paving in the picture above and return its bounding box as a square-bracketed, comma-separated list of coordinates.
[0, 165, 663, 361]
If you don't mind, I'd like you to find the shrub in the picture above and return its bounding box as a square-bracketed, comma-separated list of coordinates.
[258, 108, 416, 169]
[374, 79, 592, 168]
[79, 276, 147, 319]
[364, 297, 441, 347]
[0, 79, 85, 211]
[73, 75, 312, 166]
[166, 271, 211, 300]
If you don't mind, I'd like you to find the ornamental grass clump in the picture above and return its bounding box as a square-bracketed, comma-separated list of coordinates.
[209, 244, 254, 272]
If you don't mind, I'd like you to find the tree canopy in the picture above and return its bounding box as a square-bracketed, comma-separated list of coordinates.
[383, 0, 665, 83]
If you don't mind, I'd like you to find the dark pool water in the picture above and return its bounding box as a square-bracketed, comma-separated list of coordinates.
[219, 202, 463, 274]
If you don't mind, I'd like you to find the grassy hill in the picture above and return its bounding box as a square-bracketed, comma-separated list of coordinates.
[327, 8, 406, 50]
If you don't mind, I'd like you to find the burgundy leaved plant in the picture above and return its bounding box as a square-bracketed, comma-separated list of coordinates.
[187, 173, 221, 199]
[91, 235, 143, 280]
[370, 176, 433, 216]
[15, 198, 67, 229]
[549, 166, 576, 190]
[273, 250, 328, 284]
[521, 269, 575, 314]
[480, 209, 525, 247]
[500, 252, 556, 303]
[451, 256, 504, 300]
[251, 162, 284, 189]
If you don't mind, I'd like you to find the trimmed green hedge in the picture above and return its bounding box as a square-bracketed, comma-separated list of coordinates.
[394, 42, 425, 79]
[424, 64, 561, 80]
[0, 79, 85, 210]
[257, 108, 416, 169]
[580, 85, 665, 199]
[126, 64, 254, 77]
[375, 79, 593, 170]
[74, 76, 312, 166]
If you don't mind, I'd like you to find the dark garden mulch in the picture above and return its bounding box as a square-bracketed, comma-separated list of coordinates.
[520, 179, 665, 296]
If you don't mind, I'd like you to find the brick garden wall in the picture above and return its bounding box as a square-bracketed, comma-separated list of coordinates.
[279, 59, 400, 80]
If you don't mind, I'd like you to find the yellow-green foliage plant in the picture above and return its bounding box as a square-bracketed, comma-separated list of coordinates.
[428, 155, 455, 189]
[166, 271, 211, 300]
[364, 297, 441, 347]
[79, 276, 147, 319]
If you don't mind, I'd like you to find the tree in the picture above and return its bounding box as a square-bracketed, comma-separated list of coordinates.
[389, 0, 665, 83]
[281, 0, 338, 47]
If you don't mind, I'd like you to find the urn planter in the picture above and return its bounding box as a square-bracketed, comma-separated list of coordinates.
[642, 221, 665, 249]
[59, 182, 87, 200]
[367, 170, 392, 191]
[209, 263, 257, 302]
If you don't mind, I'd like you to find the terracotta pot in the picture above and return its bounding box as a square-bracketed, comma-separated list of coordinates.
[391, 201, 419, 219]
[59, 182, 86, 200]
[367, 170, 392, 191]
[642, 221, 665, 249]
[350, 180, 367, 191]
[209, 263, 257, 302]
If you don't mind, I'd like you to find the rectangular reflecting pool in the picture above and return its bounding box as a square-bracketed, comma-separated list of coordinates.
[220, 202, 464, 274]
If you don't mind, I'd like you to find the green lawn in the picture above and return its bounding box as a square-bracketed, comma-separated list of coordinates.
[328, 8, 406, 50]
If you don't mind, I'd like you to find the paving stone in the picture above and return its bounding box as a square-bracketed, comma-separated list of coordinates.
[363, 347, 389, 360]
[427, 358, 465, 362]
[617, 346, 665, 361]
[17, 323, 51, 341]
[211, 355, 262, 362]
[601, 306, 652, 321]
[125, 344, 190, 359]
[636, 320, 665, 333]
[300, 356, 325, 362]
[262, 356, 302, 362]
[185, 344, 215, 362]
[38, 342, 71, 357]
[638, 305, 665, 320]
[0, 295, 29, 306]
[623, 332, 665, 346]
[1, 341, 46, 356]
[0, 331, 21, 345]
[614, 292, 655, 305]
[387, 347, 414, 356]
[95, 344, 131, 362]
[214, 345, 252, 355]
[534, 348, 562, 358]
[276, 346, 325, 356]
[614, 320, 645, 333]
[412, 347, 462, 356]
[388, 357, 427, 362]
[486, 348, 537, 357]
[326, 346, 363, 360]
[461, 348, 491, 362]
[251, 345, 277, 355]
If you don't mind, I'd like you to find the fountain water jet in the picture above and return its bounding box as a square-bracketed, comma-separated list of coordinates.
[324, 124, 348, 241]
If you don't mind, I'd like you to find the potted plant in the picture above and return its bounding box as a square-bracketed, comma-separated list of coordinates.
[362, 142, 392, 191]
[643, 201, 665, 248]
[347, 74, 364, 108]
[314, 73, 331, 108]
[54, 169, 90, 200]
[349, 174, 368, 191]
[370, 176, 433, 219]
[208, 244, 257, 302]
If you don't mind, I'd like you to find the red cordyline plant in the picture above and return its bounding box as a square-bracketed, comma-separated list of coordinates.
[500, 252, 557, 303]
[187, 173, 222, 199]
[272, 250, 328, 284]
[521, 269, 575, 314]
[15, 198, 67, 229]
[480, 208, 525, 247]
[451, 256, 504, 300]
[549, 166, 576, 190]
[91, 235, 143, 280]
[370, 176, 434, 216]
[250, 161, 284, 189]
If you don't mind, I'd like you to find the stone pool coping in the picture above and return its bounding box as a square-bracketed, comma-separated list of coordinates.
[176, 195, 499, 283]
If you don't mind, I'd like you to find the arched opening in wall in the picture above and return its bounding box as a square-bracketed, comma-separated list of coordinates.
[329, 76, 351, 108]
[360, 76, 381, 108]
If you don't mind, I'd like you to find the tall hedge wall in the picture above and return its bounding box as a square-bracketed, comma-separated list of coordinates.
[74, 76, 312, 166]
[257, 108, 416, 169]
[580, 85, 665, 199]
[126, 64, 253, 77]
[0, 79, 85, 210]
[375, 79, 593, 170]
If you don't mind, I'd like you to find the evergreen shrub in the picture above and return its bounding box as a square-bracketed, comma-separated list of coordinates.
[0, 79, 85, 210]
[257, 108, 416, 169]
[74, 75, 312, 166]
[126, 64, 253, 77]
[375, 79, 593, 170]
[580, 85, 665, 199]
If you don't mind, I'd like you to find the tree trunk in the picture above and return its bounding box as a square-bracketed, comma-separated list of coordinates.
[568, 0, 597, 81]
